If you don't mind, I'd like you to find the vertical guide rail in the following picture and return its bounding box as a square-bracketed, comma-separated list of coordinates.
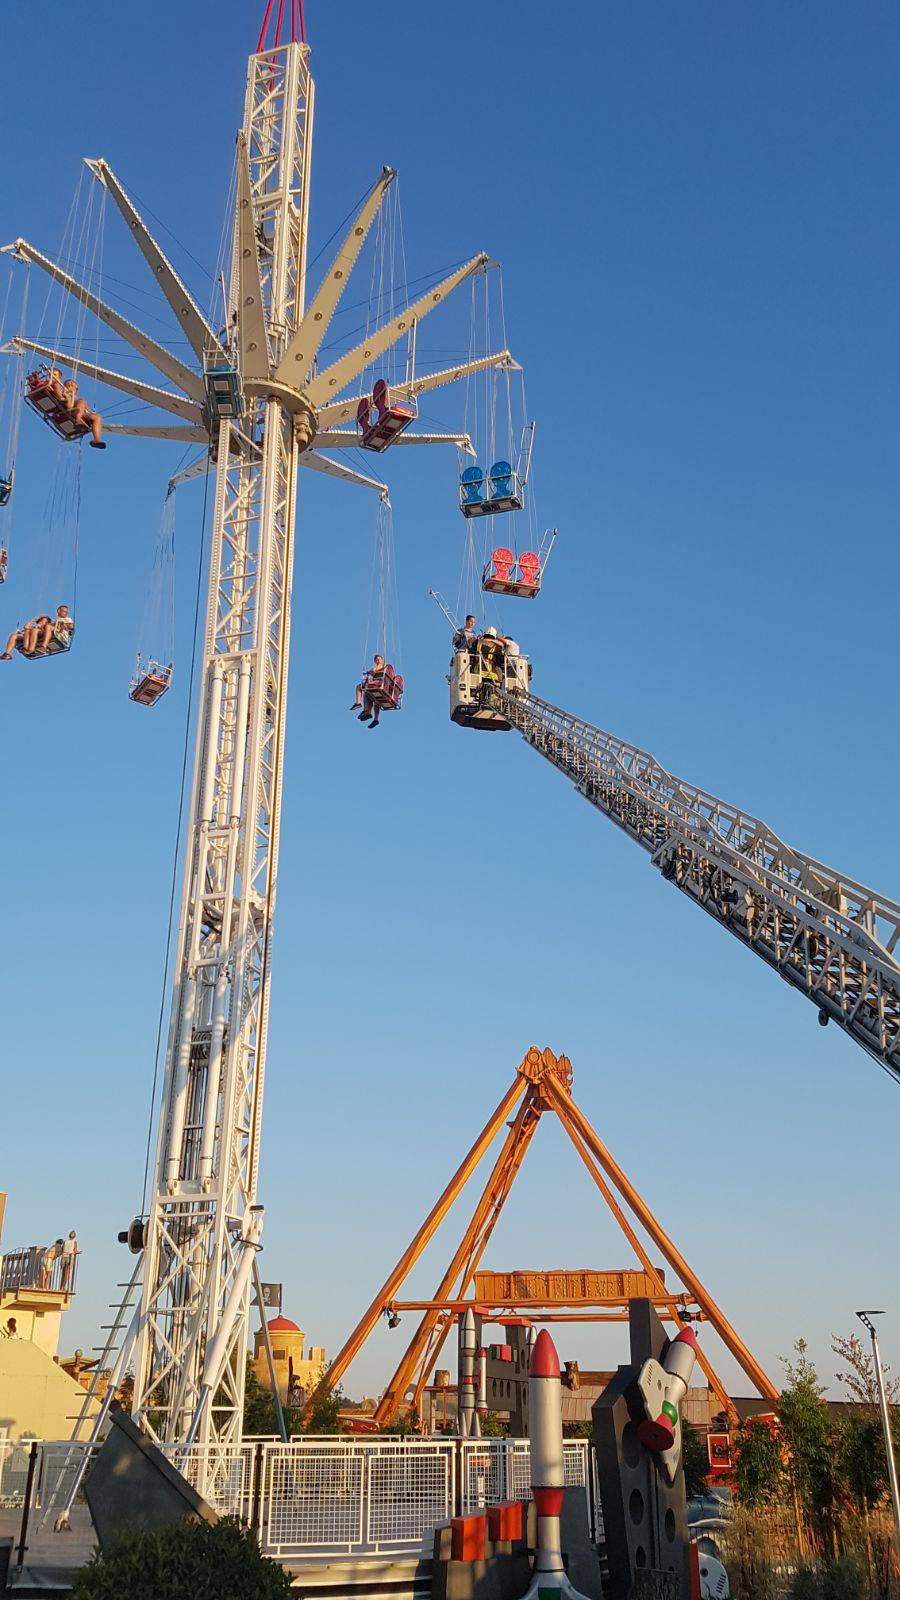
[130, 38, 315, 1448]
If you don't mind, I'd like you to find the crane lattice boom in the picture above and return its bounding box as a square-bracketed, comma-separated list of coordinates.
[492, 689, 900, 1082]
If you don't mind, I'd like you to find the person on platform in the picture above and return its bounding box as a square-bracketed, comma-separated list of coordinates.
[60, 1230, 80, 1291]
[40, 1239, 64, 1290]
[2, 1318, 17, 1339]
[452, 615, 478, 652]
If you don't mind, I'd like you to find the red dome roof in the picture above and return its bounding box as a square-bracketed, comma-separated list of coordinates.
[267, 1315, 300, 1332]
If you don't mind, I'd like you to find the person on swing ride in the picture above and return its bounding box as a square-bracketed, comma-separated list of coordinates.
[61, 377, 106, 449]
[1, 603, 74, 661]
[351, 652, 388, 729]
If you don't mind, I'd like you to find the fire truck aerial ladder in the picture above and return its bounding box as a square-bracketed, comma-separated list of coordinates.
[481, 679, 900, 1084]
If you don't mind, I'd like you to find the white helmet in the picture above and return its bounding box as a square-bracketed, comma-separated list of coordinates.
[484, 626, 498, 638]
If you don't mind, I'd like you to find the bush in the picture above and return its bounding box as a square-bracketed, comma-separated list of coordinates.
[789, 1557, 865, 1600]
[71, 1517, 292, 1600]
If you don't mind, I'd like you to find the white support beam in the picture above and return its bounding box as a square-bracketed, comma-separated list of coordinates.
[235, 134, 271, 382]
[315, 350, 517, 428]
[299, 449, 387, 493]
[312, 429, 474, 453]
[105, 423, 210, 442]
[86, 160, 226, 366]
[305, 252, 489, 406]
[273, 167, 395, 387]
[10, 336, 204, 423]
[4, 239, 205, 402]
[169, 455, 213, 489]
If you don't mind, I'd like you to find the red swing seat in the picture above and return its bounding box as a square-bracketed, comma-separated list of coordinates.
[357, 379, 417, 453]
[130, 667, 172, 707]
[24, 371, 90, 443]
[364, 663, 404, 710]
[482, 547, 542, 598]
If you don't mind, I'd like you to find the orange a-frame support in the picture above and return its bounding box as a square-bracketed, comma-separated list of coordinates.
[310, 1048, 777, 1425]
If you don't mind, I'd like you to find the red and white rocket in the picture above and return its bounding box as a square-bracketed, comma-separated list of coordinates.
[636, 1324, 698, 1482]
[524, 1329, 589, 1600]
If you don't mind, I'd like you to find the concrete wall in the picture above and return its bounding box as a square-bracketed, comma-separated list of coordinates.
[0, 1336, 98, 1440]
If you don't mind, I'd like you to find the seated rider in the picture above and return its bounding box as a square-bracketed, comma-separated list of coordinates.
[1, 603, 75, 661]
[61, 378, 106, 450]
[350, 652, 388, 730]
[0, 468, 12, 507]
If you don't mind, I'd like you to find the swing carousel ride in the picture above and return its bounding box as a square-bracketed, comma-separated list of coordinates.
[2, 0, 899, 1476]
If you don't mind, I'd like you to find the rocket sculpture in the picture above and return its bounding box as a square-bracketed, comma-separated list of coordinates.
[523, 1329, 589, 1600]
[458, 1306, 480, 1438]
[636, 1324, 698, 1483]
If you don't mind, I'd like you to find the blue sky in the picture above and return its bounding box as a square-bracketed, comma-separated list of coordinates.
[2, 1, 899, 1404]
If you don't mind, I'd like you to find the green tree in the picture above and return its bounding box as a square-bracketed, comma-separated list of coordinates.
[735, 1418, 783, 1508]
[778, 1341, 836, 1529]
[243, 1358, 283, 1437]
[478, 1410, 507, 1438]
[681, 1422, 709, 1499]
[300, 1382, 346, 1435]
[72, 1518, 292, 1600]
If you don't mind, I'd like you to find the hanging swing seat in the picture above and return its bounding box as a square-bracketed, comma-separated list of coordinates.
[482, 548, 542, 598]
[204, 362, 243, 421]
[24, 371, 89, 443]
[364, 663, 404, 711]
[130, 658, 173, 708]
[0, 548, 7, 584]
[459, 460, 524, 518]
[357, 380, 417, 452]
[15, 624, 72, 660]
[0, 468, 13, 508]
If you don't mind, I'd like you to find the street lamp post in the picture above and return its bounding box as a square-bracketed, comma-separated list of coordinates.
[856, 1311, 900, 1543]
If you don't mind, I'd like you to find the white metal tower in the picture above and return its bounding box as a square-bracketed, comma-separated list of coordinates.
[5, 14, 518, 1449]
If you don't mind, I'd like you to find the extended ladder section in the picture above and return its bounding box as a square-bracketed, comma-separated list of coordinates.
[491, 689, 900, 1083]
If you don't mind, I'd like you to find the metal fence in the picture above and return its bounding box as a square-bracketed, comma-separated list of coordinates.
[460, 1438, 590, 1512]
[0, 1244, 79, 1297]
[2, 1435, 597, 1564]
[259, 1438, 456, 1559]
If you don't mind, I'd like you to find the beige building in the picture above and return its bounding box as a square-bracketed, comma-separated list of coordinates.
[252, 1316, 326, 1406]
[0, 1195, 98, 1441]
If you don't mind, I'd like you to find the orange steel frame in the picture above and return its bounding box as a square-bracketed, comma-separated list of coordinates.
[309, 1048, 777, 1425]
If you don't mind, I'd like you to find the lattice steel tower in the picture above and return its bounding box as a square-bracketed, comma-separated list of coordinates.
[5, 12, 515, 1449]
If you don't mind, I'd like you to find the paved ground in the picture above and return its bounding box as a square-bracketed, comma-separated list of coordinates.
[0, 1505, 95, 1580]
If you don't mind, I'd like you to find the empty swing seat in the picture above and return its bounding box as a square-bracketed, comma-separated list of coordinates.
[130, 662, 173, 707]
[459, 464, 486, 516]
[24, 373, 89, 442]
[204, 363, 243, 420]
[482, 547, 542, 598]
[460, 460, 523, 517]
[357, 379, 417, 452]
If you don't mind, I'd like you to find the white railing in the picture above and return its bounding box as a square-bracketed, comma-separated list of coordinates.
[3, 1435, 597, 1563]
[460, 1438, 590, 1514]
[259, 1438, 456, 1559]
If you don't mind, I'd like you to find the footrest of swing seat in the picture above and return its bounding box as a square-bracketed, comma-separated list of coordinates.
[16, 633, 71, 660]
[366, 681, 403, 710]
[359, 406, 416, 453]
[24, 390, 89, 442]
[482, 575, 540, 598]
[130, 674, 171, 707]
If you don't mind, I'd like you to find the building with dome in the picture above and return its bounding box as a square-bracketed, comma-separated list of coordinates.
[252, 1315, 326, 1408]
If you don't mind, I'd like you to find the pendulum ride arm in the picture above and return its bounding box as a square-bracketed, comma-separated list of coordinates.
[541, 1072, 778, 1402]
[304, 1074, 527, 1418]
[379, 1086, 543, 1423]
[493, 690, 900, 1083]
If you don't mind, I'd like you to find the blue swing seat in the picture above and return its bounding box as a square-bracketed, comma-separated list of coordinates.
[204, 363, 243, 421]
[459, 460, 523, 518]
